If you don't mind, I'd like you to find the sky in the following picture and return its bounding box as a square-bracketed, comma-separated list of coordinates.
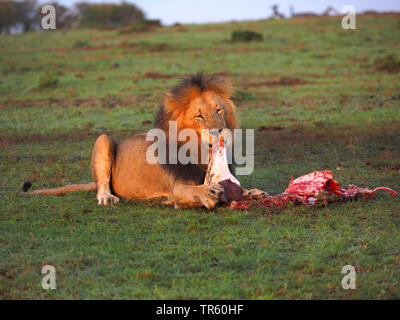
[55, 0, 400, 25]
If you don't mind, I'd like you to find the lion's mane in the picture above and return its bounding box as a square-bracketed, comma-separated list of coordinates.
[153, 72, 239, 183]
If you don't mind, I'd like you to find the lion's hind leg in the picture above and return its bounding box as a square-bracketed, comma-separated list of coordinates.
[91, 134, 120, 205]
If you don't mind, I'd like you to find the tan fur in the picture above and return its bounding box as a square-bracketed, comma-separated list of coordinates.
[30, 73, 266, 208]
[31, 183, 97, 195]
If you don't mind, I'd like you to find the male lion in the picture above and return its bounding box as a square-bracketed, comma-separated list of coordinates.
[29, 73, 266, 208]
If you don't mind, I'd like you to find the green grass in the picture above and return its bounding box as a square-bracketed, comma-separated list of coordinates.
[1, 14, 400, 299]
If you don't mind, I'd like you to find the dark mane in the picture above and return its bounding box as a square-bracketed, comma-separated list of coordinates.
[152, 72, 237, 183]
[169, 72, 232, 101]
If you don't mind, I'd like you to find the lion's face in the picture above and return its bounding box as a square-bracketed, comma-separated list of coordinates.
[155, 73, 239, 165]
[183, 91, 229, 148]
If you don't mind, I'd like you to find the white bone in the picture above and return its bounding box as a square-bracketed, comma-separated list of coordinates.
[205, 139, 240, 186]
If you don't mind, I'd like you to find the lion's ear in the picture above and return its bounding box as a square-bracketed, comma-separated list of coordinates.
[225, 99, 239, 130]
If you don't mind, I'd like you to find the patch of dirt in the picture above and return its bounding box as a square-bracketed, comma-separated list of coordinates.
[19, 41, 174, 54]
[114, 75, 141, 81]
[373, 55, 400, 73]
[313, 54, 330, 59]
[257, 126, 284, 132]
[0, 95, 148, 110]
[116, 70, 231, 81]
[0, 268, 16, 280]
[122, 42, 173, 52]
[391, 164, 400, 171]
[143, 72, 176, 79]
[246, 77, 311, 88]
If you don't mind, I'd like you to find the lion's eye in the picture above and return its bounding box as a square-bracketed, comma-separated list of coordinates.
[217, 108, 223, 114]
[195, 114, 203, 120]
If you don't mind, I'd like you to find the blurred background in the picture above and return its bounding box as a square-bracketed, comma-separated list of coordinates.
[1, 0, 400, 33]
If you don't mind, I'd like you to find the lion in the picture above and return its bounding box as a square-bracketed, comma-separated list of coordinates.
[28, 72, 266, 209]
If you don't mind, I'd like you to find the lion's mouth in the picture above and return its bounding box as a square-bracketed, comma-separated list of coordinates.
[201, 138, 215, 149]
[202, 136, 225, 149]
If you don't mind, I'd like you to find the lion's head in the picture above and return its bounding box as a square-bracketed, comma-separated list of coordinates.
[154, 72, 239, 165]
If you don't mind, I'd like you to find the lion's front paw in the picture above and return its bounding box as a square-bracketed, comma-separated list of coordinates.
[242, 188, 268, 200]
[97, 192, 120, 206]
[199, 183, 224, 209]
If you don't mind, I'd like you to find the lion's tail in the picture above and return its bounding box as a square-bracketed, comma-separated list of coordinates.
[23, 181, 97, 195]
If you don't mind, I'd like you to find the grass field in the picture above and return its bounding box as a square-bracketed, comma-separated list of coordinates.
[1, 13, 400, 299]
